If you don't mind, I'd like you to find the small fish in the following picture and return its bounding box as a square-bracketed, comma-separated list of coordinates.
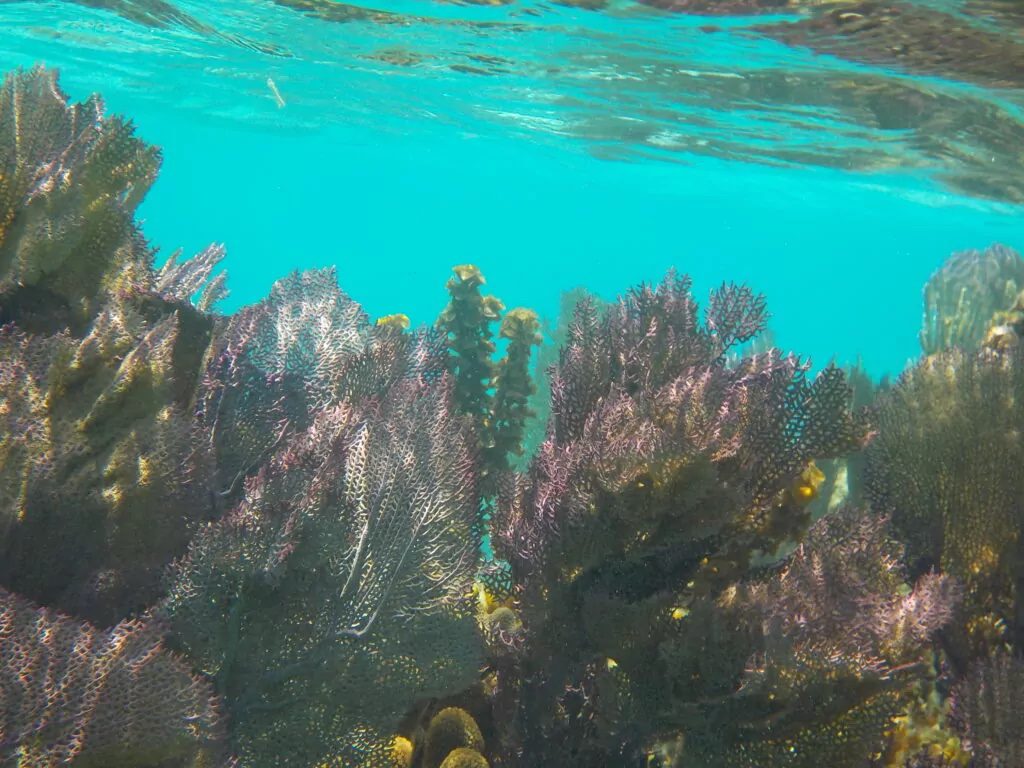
[266, 77, 286, 108]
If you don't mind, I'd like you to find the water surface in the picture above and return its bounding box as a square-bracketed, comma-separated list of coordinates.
[4, 0, 1023, 375]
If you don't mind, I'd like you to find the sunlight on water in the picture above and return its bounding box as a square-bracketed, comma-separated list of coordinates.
[3, 0, 1023, 376]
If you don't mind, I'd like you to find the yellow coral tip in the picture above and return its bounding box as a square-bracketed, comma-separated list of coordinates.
[389, 735, 414, 767]
[376, 313, 410, 330]
[453, 264, 484, 283]
[439, 748, 490, 768]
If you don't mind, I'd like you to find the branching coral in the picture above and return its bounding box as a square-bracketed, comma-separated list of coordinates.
[195, 267, 445, 509]
[155, 242, 229, 313]
[949, 651, 1024, 767]
[0, 65, 159, 334]
[0, 586, 223, 767]
[489, 272, 891, 766]
[866, 343, 1024, 662]
[0, 63, 1011, 768]
[918, 244, 1024, 356]
[577, 509, 955, 768]
[164, 377, 483, 767]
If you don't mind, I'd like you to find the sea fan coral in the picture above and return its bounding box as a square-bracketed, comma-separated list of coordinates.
[0, 587, 223, 767]
[194, 267, 446, 508]
[0, 66, 226, 625]
[164, 377, 483, 767]
[490, 272, 883, 766]
[918, 244, 1024, 355]
[155, 242, 229, 312]
[949, 651, 1024, 767]
[0, 302, 211, 626]
[595, 508, 956, 768]
[0, 65, 159, 333]
[866, 342, 1024, 661]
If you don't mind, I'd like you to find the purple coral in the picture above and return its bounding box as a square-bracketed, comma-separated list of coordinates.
[195, 267, 446, 505]
[0, 587, 223, 766]
[498, 272, 866, 582]
[743, 507, 958, 669]
[489, 272, 877, 766]
[165, 376, 483, 766]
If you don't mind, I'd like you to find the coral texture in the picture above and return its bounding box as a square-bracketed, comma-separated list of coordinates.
[866, 343, 1024, 661]
[194, 267, 445, 509]
[0, 587, 222, 766]
[487, 273, 951, 766]
[0, 65, 224, 625]
[423, 707, 486, 768]
[0, 65, 158, 333]
[950, 651, 1024, 767]
[165, 369, 483, 766]
[0, 294, 213, 625]
[918, 244, 1024, 355]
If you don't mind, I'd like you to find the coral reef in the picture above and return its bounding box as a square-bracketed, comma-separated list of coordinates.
[0, 309, 210, 625]
[0, 66, 158, 334]
[0, 586, 223, 766]
[0, 66, 223, 626]
[950, 651, 1024, 767]
[2, 63, 1020, 768]
[486, 273, 941, 766]
[919, 244, 1024, 356]
[194, 267, 444, 510]
[164, 372, 483, 767]
[866, 342, 1024, 662]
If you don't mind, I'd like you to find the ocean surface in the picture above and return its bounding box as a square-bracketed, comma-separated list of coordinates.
[3, 0, 1024, 378]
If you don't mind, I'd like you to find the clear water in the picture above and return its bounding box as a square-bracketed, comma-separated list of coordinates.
[3, 0, 1023, 377]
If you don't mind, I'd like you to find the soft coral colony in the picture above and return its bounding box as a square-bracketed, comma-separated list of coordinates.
[0, 64, 1021, 768]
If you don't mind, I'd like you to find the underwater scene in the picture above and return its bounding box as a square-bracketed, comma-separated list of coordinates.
[2, 0, 1024, 765]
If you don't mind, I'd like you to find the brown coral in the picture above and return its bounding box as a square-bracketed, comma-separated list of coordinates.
[866, 342, 1024, 660]
[0, 304, 211, 625]
[919, 244, 1024, 356]
[439, 748, 490, 768]
[0, 65, 159, 333]
[423, 708, 486, 768]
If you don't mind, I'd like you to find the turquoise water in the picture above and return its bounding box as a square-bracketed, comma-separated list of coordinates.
[4, 0, 1024, 377]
